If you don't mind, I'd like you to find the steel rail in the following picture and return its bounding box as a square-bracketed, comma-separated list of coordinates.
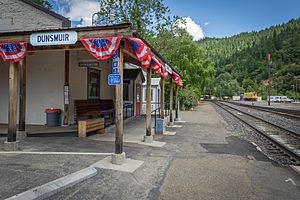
[224, 101, 300, 120]
[213, 101, 300, 163]
[219, 101, 300, 138]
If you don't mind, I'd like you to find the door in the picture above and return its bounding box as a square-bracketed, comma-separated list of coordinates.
[136, 84, 141, 117]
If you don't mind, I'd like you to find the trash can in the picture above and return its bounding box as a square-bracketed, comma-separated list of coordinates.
[45, 108, 61, 127]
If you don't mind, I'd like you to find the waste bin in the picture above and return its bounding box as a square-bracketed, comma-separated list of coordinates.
[45, 108, 61, 127]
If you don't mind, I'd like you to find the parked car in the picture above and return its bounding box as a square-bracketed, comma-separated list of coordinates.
[268, 96, 291, 103]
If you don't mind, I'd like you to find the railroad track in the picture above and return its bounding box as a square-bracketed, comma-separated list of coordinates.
[213, 101, 300, 165]
[224, 100, 300, 120]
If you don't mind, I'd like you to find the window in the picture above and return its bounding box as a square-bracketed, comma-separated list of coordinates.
[151, 88, 154, 102]
[87, 68, 100, 99]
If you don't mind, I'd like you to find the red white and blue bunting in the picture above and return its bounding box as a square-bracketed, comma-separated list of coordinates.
[80, 36, 122, 60]
[128, 38, 151, 68]
[160, 64, 169, 78]
[151, 56, 162, 75]
[172, 71, 183, 86]
[0, 42, 27, 62]
[141, 54, 151, 69]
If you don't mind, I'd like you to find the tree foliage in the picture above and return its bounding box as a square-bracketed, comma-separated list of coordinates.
[152, 28, 215, 108]
[199, 18, 300, 99]
[95, 0, 174, 38]
[97, 0, 215, 109]
[32, 0, 53, 10]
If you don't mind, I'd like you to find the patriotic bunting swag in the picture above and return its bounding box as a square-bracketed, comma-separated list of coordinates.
[172, 71, 183, 87]
[80, 36, 122, 60]
[128, 38, 151, 68]
[161, 64, 169, 78]
[0, 42, 27, 62]
[151, 56, 162, 75]
[141, 54, 151, 69]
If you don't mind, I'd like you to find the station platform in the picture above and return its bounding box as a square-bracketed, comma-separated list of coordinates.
[0, 102, 299, 200]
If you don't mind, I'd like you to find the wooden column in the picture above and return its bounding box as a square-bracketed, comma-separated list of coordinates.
[8, 62, 19, 142]
[175, 85, 179, 119]
[169, 78, 173, 124]
[63, 50, 70, 125]
[132, 80, 135, 116]
[115, 48, 124, 154]
[160, 77, 165, 119]
[18, 57, 26, 131]
[146, 66, 152, 136]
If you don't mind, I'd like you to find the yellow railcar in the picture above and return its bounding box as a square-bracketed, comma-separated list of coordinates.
[243, 92, 257, 101]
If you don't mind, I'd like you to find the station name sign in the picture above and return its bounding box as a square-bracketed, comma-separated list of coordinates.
[30, 31, 78, 46]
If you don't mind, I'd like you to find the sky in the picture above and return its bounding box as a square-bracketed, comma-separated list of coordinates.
[49, 0, 300, 39]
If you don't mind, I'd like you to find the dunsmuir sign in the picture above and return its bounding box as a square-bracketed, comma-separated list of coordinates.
[30, 31, 78, 46]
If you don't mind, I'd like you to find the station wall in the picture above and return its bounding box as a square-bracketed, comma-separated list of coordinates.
[0, 50, 138, 125]
[0, 60, 9, 123]
[0, 51, 65, 125]
[69, 50, 115, 124]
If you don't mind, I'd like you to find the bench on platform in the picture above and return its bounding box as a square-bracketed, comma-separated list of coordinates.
[78, 118, 105, 138]
[74, 99, 115, 126]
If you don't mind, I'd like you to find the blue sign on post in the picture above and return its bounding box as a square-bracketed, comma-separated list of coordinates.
[108, 74, 121, 85]
[108, 50, 122, 85]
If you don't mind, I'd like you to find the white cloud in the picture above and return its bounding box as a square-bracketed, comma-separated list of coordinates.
[56, 0, 100, 26]
[204, 22, 209, 26]
[178, 17, 205, 41]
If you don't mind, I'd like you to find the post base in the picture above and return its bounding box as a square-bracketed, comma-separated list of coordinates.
[17, 131, 27, 140]
[174, 117, 181, 121]
[168, 121, 174, 126]
[143, 135, 153, 143]
[4, 141, 19, 151]
[111, 152, 126, 165]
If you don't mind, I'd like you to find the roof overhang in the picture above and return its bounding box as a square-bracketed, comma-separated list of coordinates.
[0, 23, 181, 77]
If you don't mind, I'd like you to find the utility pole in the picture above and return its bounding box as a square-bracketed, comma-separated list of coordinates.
[292, 85, 295, 102]
[296, 77, 299, 102]
[267, 52, 271, 106]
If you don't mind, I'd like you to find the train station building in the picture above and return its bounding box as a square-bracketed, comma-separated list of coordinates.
[0, 0, 183, 161]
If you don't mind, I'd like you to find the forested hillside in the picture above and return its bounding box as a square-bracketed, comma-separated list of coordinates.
[199, 18, 300, 99]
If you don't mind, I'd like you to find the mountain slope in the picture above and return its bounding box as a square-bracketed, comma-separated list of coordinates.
[199, 18, 300, 98]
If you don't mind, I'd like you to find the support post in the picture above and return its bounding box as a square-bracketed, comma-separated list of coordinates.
[160, 77, 165, 119]
[169, 78, 174, 125]
[132, 80, 135, 116]
[8, 62, 19, 142]
[175, 85, 180, 121]
[144, 66, 153, 142]
[115, 48, 124, 154]
[63, 50, 70, 125]
[18, 57, 26, 131]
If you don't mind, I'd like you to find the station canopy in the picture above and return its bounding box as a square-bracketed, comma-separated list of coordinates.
[0, 23, 182, 86]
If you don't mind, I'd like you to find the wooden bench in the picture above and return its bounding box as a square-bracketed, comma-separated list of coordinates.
[78, 118, 105, 138]
[74, 99, 115, 126]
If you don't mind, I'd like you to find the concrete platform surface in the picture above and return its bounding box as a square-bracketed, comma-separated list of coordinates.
[1, 102, 300, 200]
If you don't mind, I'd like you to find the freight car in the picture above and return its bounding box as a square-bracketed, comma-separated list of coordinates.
[243, 92, 257, 101]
